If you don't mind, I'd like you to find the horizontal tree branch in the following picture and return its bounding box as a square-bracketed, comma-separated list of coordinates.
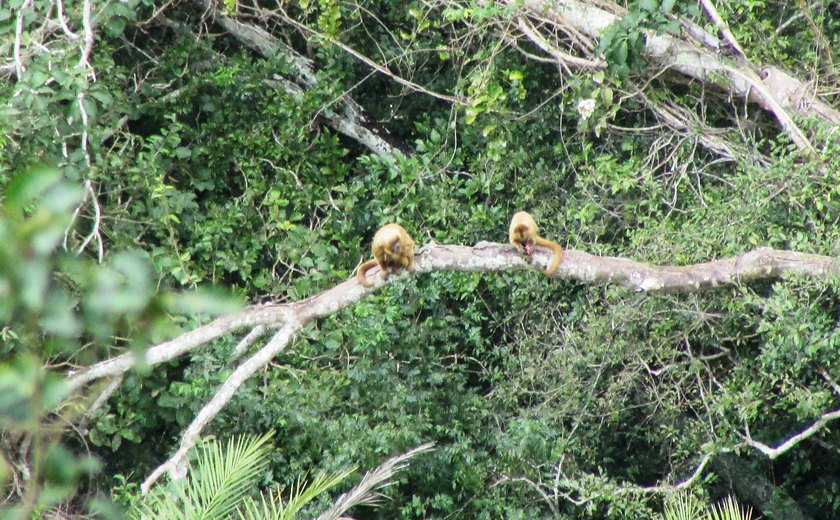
[67, 244, 838, 394]
[66, 241, 834, 492]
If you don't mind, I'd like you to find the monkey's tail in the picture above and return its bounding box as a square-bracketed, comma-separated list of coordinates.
[534, 237, 563, 276]
[357, 259, 378, 287]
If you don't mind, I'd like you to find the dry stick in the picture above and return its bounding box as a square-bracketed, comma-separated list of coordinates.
[698, 0, 745, 58]
[230, 324, 268, 360]
[275, 9, 465, 106]
[515, 17, 604, 70]
[14, 0, 34, 81]
[542, 401, 840, 501]
[513, 17, 751, 162]
[743, 407, 840, 460]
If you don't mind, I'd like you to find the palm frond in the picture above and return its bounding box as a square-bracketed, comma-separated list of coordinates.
[662, 492, 704, 520]
[315, 442, 436, 520]
[135, 431, 274, 520]
[705, 496, 754, 520]
[237, 469, 356, 520]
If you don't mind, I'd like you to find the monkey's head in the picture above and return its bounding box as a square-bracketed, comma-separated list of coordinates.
[387, 237, 402, 254]
[512, 226, 534, 255]
[522, 239, 534, 256]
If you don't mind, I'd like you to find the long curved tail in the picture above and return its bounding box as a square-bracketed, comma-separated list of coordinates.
[356, 259, 378, 287]
[534, 237, 563, 276]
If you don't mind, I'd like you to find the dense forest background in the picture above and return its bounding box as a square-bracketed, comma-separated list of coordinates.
[2, 0, 840, 518]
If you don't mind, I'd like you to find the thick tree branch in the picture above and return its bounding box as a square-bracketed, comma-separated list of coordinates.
[68, 244, 838, 394]
[67, 241, 835, 492]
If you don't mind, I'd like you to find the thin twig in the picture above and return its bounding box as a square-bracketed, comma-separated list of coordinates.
[14, 0, 35, 81]
[275, 9, 465, 106]
[698, 0, 745, 58]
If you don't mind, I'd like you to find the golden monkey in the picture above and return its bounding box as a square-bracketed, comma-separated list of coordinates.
[357, 223, 416, 287]
[508, 211, 563, 276]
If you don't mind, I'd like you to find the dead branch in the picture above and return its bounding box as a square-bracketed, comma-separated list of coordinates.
[529, 399, 840, 504]
[743, 407, 840, 459]
[698, 0, 745, 59]
[508, 0, 839, 146]
[196, 0, 411, 157]
[141, 321, 299, 493]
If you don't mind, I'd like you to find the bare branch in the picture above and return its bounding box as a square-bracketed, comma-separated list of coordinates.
[273, 8, 465, 106]
[141, 320, 299, 493]
[55, 0, 80, 40]
[67, 305, 294, 393]
[14, 0, 35, 81]
[69, 237, 837, 493]
[492, 476, 560, 515]
[698, 0, 745, 58]
[508, 0, 840, 140]
[85, 375, 123, 419]
[515, 17, 604, 71]
[743, 407, 840, 459]
[817, 365, 840, 398]
[197, 0, 410, 157]
[620, 450, 719, 494]
[79, 0, 94, 69]
[264, 75, 407, 158]
[68, 243, 839, 394]
[231, 324, 269, 360]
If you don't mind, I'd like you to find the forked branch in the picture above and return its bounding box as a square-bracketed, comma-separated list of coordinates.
[65, 242, 837, 491]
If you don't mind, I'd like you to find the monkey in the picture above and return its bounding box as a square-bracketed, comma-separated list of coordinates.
[357, 223, 416, 287]
[508, 211, 563, 276]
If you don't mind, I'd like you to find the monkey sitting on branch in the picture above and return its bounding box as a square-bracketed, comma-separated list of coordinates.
[508, 211, 563, 276]
[357, 223, 416, 287]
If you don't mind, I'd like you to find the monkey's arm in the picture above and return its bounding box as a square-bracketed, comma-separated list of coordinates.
[534, 237, 564, 275]
[356, 259, 379, 287]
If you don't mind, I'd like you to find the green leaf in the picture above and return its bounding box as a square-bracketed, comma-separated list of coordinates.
[6, 166, 61, 212]
[639, 0, 657, 11]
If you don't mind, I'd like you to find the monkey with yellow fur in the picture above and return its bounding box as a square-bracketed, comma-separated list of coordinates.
[357, 223, 416, 287]
[508, 211, 563, 276]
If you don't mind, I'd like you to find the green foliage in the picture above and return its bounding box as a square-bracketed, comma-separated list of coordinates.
[3, 0, 840, 518]
[0, 168, 150, 517]
[598, 0, 681, 80]
[662, 493, 755, 520]
[135, 432, 352, 519]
